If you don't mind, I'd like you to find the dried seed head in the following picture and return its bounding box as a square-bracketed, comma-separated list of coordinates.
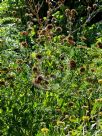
[0, 79, 5, 86]
[46, 24, 53, 30]
[71, 9, 78, 16]
[55, 27, 62, 33]
[65, 8, 71, 16]
[41, 29, 47, 35]
[87, 6, 91, 12]
[69, 60, 76, 70]
[97, 42, 102, 49]
[80, 67, 85, 73]
[93, 4, 97, 10]
[36, 54, 42, 59]
[34, 75, 44, 84]
[20, 41, 28, 47]
[67, 35, 73, 41]
[32, 66, 38, 73]
[20, 31, 28, 36]
[67, 39, 75, 45]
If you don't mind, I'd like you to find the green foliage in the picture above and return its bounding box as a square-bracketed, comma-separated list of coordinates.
[0, 1, 102, 136]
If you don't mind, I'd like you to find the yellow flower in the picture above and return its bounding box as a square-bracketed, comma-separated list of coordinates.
[82, 116, 89, 122]
[41, 128, 49, 134]
[98, 79, 102, 84]
[57, 121, 65, 126]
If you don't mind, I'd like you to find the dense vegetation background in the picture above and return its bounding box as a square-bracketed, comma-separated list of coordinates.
[0, 0, 102, 135]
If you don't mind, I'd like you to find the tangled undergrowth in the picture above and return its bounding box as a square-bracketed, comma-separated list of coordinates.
[0, 0, 102, 136]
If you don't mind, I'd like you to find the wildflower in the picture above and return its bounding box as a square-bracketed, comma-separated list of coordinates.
[57, 121, 65, 126]
[41, 128, 49, 134]
[98, 79, 102, 84]
[82, 116, 89, 122]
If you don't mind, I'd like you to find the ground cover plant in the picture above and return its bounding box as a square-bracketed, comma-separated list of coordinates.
[0, 0, 102, 136]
